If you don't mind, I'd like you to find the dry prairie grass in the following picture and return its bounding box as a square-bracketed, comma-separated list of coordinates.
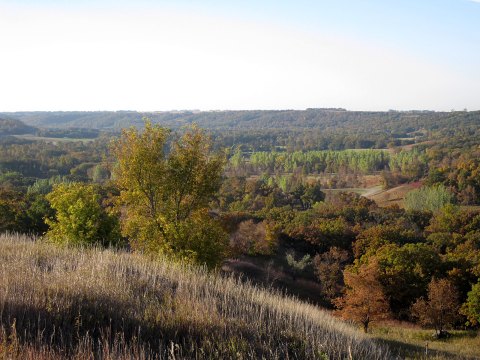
[372, 325, 480, 360]
[0, 233, 391, 359]
[366, 183, 420, 208]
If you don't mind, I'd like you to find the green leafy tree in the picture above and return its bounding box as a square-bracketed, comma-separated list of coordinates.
[112, 121, 228, 268]
[25, 193, 54, 234]
[374, 243, 441, 317]
[0, 187, 26, 232]
[286, 213, 353, 252]
[460, 280, 480, 326]
[229, 146, 244, 168]
[404, 185, 454, 213]
[426, 204, 465, 234]
[91, 164, 111, 183]
[301, 183, 325, 209]
[353, 224, 419, 259]
[45, 183, 120, 246]
[286, 251, 311, 281]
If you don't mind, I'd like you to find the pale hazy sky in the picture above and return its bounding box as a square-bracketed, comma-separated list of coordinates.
[0, 0, 479, 111]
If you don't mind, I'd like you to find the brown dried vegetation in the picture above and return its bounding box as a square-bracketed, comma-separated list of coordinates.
[0, 233, 390, 359]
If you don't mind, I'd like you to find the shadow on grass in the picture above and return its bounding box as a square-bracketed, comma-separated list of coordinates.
[223, 257, 331, 307]
[1, 298, 167, 352]
[0, 298, 333, 359]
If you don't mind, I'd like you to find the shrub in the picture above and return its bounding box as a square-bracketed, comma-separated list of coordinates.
[230, 220, 277, 256]
[286, 251, 311, 281]
[45, 183, 121, 247]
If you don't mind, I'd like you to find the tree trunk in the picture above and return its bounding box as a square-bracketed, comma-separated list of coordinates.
[363, 321, 369, 333]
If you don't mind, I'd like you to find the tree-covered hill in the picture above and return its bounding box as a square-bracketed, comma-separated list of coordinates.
[0, 118, 36, 136]
[2, 109, 480, 135]
[3, 109, 480, 151]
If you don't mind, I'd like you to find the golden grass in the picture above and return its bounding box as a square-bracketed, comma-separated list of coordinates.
[0, 233, 390, 359]
[372, 324, 480, 360]
[366, 183, 419, 208]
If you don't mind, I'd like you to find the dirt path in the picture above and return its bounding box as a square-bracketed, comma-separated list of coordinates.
[322, 185, 384, 197]
[361, 185, 384, 197]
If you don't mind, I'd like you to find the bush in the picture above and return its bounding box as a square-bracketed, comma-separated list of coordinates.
[45, 183, 121, 247]
[230, 220, 277, 256]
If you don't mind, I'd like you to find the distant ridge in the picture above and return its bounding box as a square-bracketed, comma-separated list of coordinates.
[0, 117, 36, 136]
[1, 110, 479, 134]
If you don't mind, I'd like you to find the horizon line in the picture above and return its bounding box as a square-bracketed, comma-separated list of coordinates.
[1, 108, 477, 113]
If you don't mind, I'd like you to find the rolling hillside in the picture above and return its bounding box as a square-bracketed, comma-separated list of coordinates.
[0, 118, 36, 136]
[2, 110, 480, 135]
[0, 233, 390, 359]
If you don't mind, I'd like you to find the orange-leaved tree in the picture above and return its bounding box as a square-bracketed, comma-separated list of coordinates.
[313, 247, 350, 304]
[334, 259, 390, 333]
[411, 278, 460, 337]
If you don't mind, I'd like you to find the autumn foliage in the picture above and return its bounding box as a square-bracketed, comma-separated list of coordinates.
[411, 278, 460, 336]
[334, 260, 390, 333]
[112, 121, 228, 267]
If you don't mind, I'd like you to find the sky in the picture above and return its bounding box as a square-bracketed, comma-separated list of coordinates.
[0, 0, 479, 111]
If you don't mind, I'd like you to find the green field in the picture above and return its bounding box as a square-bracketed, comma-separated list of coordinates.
[13, 134, 96, 143]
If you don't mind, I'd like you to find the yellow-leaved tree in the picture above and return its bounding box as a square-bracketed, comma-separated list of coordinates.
[45, 183, 121, 247]
[112, 120, 228, 268]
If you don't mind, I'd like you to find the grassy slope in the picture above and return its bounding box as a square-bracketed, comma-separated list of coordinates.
[366, 183, 420, 208]
[372, 324, 480, 360]
[0, 233, 390, 360]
